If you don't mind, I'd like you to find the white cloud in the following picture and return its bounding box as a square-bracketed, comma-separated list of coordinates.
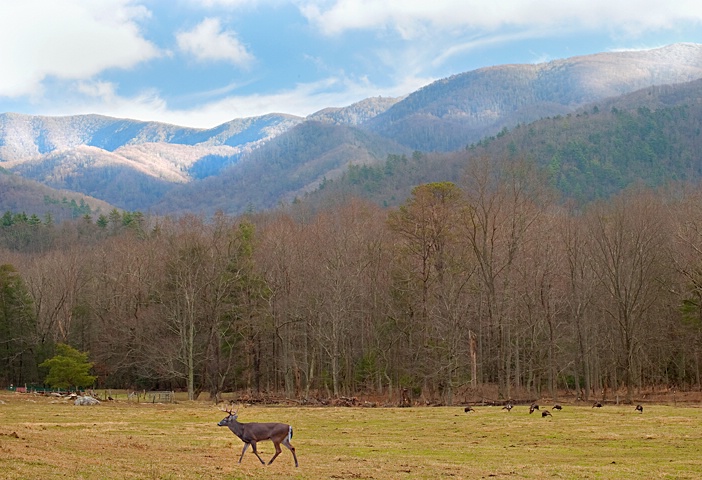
[176, 18, 254, 67]
[0, 0, 160, 97]
[429, 28, 555, 68]
[157, 75, 417, 126]
[42, 83, 169, 125]
[76, 81, 120, 101]
[185, 0, 265, 6]
[299, 0, 702, 37]
[42, 73, 424, 128]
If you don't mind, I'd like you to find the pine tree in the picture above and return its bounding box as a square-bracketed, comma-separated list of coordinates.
[39, 344, 96, 390]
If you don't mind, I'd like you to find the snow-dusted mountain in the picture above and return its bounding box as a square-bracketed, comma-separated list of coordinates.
[0, 112, 301, 166]
[367, 43, 702, 151]
[306, 96, 403, 125]
[2, 43, 702, 215]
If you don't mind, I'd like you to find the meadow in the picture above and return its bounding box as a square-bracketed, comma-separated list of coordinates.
[1, 391, 701, 479]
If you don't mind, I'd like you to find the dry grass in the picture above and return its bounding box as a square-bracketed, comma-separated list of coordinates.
[1, 392, 701, 479]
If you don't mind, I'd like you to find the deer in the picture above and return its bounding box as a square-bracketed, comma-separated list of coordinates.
[217, 405, 298, 467]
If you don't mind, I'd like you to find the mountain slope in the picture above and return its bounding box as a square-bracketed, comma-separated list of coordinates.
[305, 78, 702, 209]
[306, 96, 402, 125]
[0, 112, 302, 162]
[150, 121, 410, 215]
[1, 113, 303, 210]
[0, 170, 117, 220]
[367, 43, 702, 151]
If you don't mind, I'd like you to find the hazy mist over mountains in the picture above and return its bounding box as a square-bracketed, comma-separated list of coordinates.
[2, 43, 702, 217]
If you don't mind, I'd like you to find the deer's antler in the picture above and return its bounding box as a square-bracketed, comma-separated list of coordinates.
[219, 405, 234, 415]
[219, 401, 241, 416]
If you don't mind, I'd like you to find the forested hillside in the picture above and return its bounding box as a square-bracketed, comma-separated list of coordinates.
[306, 79, 702, 210]
[151, 121, 410, 215]
[0, 170, 116, 222]
[2, 156, 702, 405]
[488, 80, 702, 202]
[366, 43, 702, 151]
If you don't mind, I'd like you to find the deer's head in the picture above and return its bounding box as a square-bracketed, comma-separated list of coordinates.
[217, 405, 239, 426]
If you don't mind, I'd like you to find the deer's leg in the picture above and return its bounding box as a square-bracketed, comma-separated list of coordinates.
[249, 441, 266, 464]
[282, 438, 299, 467]
[238, 443, 250, 463]
[267, 442, 283, 465]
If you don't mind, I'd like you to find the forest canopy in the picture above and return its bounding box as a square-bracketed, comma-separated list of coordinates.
[1, 154, 701, 405]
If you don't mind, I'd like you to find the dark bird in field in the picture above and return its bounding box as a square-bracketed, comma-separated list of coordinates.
[635, 404, 644, 413]
[553, 404, 562, 410]
[529, 403, 539, 414]
[542, 410, 552, 417]
[592, 402, 603, 408]
[502, 404, 513, 412]
[464, 406, 475, 413]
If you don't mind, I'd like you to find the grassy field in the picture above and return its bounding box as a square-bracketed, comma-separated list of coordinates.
[1, 392, 701, 479]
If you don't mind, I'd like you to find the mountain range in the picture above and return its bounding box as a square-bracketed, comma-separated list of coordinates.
[2, 43, 702, 217]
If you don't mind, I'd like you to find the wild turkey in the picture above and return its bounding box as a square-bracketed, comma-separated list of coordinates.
[552, 404, 562, 410]
[501, 403, 513, 412]
[635, 404, 644, 413]
[592, 402, 603, 408]
[542, 410, 552, 417]
[464, 406, 475, 413]
[529, 403, 539, 414]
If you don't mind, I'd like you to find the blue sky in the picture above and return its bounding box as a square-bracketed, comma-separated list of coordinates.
[1, 1, 701, 129]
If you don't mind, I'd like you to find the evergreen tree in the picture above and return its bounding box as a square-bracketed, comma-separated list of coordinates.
[0, 264, 36, 385]
[39, 344, 96, 390]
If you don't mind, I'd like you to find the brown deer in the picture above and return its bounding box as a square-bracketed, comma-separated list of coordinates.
[217, 406, 298, 467]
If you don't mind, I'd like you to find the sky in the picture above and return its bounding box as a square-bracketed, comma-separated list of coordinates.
[1, 1, 701, 129]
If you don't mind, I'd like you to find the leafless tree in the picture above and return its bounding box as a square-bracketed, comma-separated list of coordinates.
[586, 189, 668, 402]
[460, 156, 551, 399]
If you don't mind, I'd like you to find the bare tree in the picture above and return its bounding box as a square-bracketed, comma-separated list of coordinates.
[387, 182, 472, 403]
[560, 210, 600, 400]
[256, 213, 306, 398]
[586, 190, 668, 402]
[88, 232, 162, 388]
[308, 200, 387, 397]
[668, 188, 702, 389]
[153, 215, 233, 400]
[24, 247, 91, 345]
[460, 156, 550, 399]
[514, 210, 566, 398]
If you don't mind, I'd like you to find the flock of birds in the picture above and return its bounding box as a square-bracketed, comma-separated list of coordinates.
[464, 401, 645, 417]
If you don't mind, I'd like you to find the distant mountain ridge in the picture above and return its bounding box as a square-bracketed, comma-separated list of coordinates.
[367, 43, 702, 151]
[1, 43, 702, 215]
[0, 112, 302, 161]
[307, 96, 403, 125]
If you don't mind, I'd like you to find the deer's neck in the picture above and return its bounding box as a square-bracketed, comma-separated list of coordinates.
[229, 420, 245, 438]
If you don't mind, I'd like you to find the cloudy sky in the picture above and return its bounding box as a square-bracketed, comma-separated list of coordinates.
[1, 1, 701, 128]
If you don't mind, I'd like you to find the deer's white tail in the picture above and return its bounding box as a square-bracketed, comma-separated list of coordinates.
[288, 425, 293, 441]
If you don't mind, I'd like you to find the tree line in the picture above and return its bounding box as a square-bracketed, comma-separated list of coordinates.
[1, 155, 702, 405]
